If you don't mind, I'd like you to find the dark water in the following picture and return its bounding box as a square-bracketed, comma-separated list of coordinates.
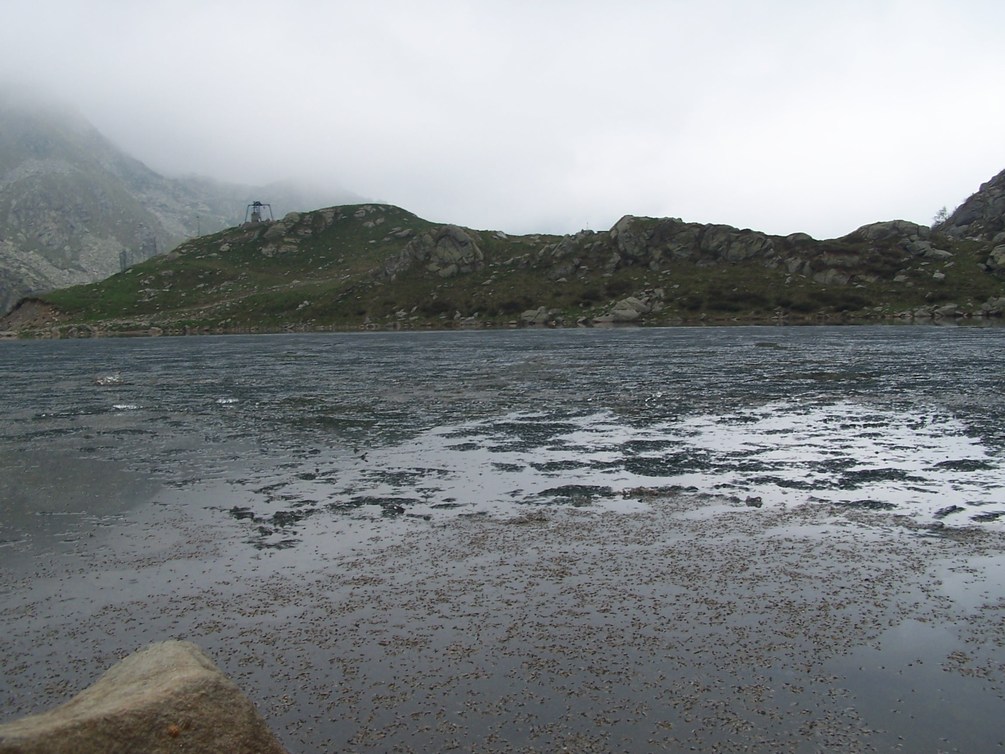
[2, 326, 1003, 551]
[1, 326, 1004, 752]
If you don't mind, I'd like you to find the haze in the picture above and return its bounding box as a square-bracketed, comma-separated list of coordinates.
[3, 0, 1004, 238]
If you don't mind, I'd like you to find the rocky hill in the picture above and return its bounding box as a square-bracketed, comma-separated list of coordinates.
[5, 168, 1005, 336]
[937, 167, 1005, 242]
[0, 89, 362, 314]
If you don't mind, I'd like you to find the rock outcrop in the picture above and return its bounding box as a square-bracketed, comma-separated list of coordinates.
[0, 641, 289, 754]
[383, 224, 485, 279]
[939, 167, 1005, 241]
[606, 215, 778, 271]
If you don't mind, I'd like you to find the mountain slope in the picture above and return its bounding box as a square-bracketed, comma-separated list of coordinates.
[7, 170, 1005, 336]
[0, 89, 364, 314]
[938, 168, 1005, 241]
[0, 95, 177, 311]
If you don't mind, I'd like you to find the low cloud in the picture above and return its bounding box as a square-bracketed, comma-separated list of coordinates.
[3, 0, 1004, 237]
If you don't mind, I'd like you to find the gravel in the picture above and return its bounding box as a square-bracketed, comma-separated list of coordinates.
[2, 492, 1004, 753]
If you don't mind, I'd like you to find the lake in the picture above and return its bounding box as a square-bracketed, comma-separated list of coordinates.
[2, 326, 1004, 751]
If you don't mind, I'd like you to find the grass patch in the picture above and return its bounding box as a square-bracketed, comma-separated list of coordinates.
[22, 205, 1005, 333]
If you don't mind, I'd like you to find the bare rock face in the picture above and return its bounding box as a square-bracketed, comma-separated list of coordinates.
[382, 224, 485, 279]
[608, 215, 776, 270]
[986, 244, 1005, 274]
[941, 168, 1005, 240]
[0, 641, 289, 754]
[850, 219, 931, 242]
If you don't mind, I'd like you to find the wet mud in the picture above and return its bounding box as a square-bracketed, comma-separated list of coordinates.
[2, 491, 1004, 752]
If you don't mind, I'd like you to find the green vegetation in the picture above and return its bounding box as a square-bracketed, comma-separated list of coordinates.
[11, 204, 1005, 336]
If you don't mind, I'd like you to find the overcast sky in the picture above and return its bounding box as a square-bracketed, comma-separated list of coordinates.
[3, 0, 1004, 238]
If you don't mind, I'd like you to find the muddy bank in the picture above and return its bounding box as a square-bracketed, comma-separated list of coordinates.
[2, 491, 1003, 753]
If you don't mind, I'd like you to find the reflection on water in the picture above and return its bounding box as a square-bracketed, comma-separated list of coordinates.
[1, 326, 1004, 751]
[1, 326, 1003, 553]
[211, 397, 1002, 548]
[827, 618, 1005, 752]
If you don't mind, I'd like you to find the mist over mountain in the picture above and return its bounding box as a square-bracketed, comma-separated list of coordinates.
[0, 89, 364, 313]
[4, 85, 1005, 335]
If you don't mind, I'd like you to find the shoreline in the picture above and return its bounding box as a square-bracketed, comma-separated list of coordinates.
[3, 313, 1004, 341]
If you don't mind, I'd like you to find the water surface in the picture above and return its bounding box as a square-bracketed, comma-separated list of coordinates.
[1, 326, 1004, 752]
[2, 326, 1003, 550]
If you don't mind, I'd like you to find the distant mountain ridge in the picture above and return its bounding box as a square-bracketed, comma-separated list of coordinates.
[0, 89, 363, 313]
[5, 167, 1005, 336]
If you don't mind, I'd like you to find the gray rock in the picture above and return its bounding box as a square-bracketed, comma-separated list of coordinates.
[904, 239, 934, 256]
[785, 257, 809, 275]
[924, 248, 953, 260]
[605, 216, 777, 271]
[933, 304, 958, 318]
[432, 226, 483, 270]
[597, 308, 641, 323]
[980, 296, 1005, 315]
[700, 225, 774, 262]
[986, 244, 1005, 271]
[614, 295, 651, 315]
[315, 207, 340, 228]
[435, 263, 459, 278]
[595, 295, 653, 323]
[905, 237, 953, 260]
[548, 232, 593, 262]
[0, 640, 288, 754]
[520, 306, 551, 325]
[262, 221, 289, 241]
[813, 268, 851, 286]
[851, 220, 930, 242]
[381, 225, 484, 280]
[941, 168, 1005, 240]
[609, 215, 651, 261]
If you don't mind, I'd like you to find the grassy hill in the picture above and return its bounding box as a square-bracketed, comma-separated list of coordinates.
[5, 201, 1004, 337]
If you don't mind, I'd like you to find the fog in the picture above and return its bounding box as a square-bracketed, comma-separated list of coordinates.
[3, 0, 1004, 237]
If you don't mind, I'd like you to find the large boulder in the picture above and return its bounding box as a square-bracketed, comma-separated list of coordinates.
[0, 641, 288, 754]
[609, 215, 652, 261]
[981, 296, 1005, 316]
[520, 305, 555, 325]
[594, 292, 663, 323]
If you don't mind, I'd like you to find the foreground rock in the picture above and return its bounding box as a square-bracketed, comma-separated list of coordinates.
[0, 640, 288, 754]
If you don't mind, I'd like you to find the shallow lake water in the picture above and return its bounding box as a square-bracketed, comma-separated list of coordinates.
[1, 326, 1004, 752]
